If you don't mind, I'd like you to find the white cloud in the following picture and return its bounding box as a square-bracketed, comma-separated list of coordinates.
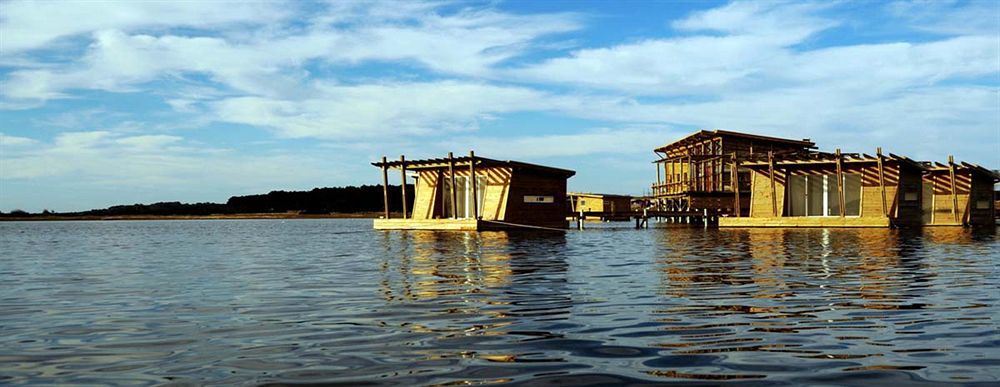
[0, 0, 292, 53]
[1, 3, 580, 104]
[209, 81, 551, 139]
[0, 133, 37, 146]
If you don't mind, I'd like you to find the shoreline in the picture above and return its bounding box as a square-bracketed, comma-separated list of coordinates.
[0, 212, 389, 221]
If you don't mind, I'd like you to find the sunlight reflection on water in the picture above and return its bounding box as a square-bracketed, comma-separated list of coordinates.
[0, 220, 997, 385]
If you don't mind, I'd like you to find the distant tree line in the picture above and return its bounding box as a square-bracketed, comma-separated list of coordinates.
[1, 185, 414, 217]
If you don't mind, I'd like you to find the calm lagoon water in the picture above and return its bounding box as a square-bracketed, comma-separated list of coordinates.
[1, 219, 998, 385]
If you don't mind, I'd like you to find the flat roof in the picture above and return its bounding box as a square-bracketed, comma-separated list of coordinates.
[372, 154, 576, 178]
[654, 129, 816, 153]
[567, 192, 632, 199]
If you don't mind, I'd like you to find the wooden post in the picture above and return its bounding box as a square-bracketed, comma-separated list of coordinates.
[768, 151, 777, 217]
[835, 148, 845, 217]
[448, 152, 457, 219]
[948, 155, 958, 222]
[731, 152, 740, 217]
[399, 155, 408, 219]
[381, 156, 390, 219]
[656, 160, 662, 196]
[469, 150, 479, 219]
[876, 147, 887, 217]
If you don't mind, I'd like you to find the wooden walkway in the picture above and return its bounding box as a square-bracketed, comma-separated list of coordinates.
[569, 209, 715, 229]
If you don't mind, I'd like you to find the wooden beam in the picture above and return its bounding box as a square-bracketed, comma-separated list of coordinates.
[949, 155, 958, 222]
[399, 155, 408, 219]
[731, 152, 740, 217]
[448, 152, 457, 219]
[876, 147, 887, 217]
[470, 150, 479, 219]
[768, 151, 777, 217]
[835, 148, 845, 217]
[381, 156, 390, 219]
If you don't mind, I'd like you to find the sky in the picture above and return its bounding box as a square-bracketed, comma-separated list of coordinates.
[1, 0, 997, 212]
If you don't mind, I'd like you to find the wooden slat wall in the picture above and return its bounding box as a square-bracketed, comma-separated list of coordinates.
[411, 170, 439, 220]
[749, 170, 786, 217]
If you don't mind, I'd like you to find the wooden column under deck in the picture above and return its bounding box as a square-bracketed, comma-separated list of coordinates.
[876, 147, 887, 217]
[948, 155, 958, 222]
[448, 152, 457, 218]
[768, 151, 777, 217]
[835, 148, 845, 217]
[469, 150, 479, 219]
[731, 152, 739, 217]
[399, 155, 408, 219]
[381, 156, 390, 219]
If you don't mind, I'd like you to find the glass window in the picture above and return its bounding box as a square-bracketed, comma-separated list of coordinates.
[789, 175, 807, 216]
[843, 174, 861, 216]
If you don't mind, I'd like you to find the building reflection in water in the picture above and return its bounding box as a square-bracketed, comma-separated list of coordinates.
[654, 227, 949, 316]
[374, 229, 571, 363]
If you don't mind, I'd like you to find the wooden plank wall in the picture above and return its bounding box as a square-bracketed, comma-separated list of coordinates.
[504, 170, 569, 228]
[749, 169, 786, 217]
[412, 170, 439, 220]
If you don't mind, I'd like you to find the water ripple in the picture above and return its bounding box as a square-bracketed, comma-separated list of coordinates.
[0, 220, 997, 385]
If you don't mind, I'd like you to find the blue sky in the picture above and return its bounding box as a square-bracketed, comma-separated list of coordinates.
[1, 0, 997, 212]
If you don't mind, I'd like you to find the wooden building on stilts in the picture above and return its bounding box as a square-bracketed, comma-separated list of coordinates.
[650, 130, 816, 217]
[373, 152, 575, 230]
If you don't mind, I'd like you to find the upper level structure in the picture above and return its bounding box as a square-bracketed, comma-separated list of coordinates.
[373, 152, 575, 230]
[651, 130, 815, 215]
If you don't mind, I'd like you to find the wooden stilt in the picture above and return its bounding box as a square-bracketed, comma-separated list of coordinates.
[876, 147, 887, 217]
[731, 152, 740, 217]
[656, 160, 661, 196]
[835, 148, 845, 217]
[768, 151, 777, 217]
[399, 155, 408, 219]
[381, 156, 390, 219]
[448, 152, 457, 218]
[469, 150, 479, 219]
[948, 155, 958, 222]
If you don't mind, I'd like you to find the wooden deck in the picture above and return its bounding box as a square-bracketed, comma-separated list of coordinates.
[719, 216, 891, 228]
[374, 218, 480, 230]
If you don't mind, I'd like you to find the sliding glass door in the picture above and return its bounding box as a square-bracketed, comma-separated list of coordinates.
[442, 175, 486, 219]
[787, 174, 861, 217]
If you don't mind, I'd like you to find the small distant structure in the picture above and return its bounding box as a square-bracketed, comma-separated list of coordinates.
[650, 130, 816, 217]
[567, 192, 632, 221]
[372, 151, 575, 230]
[920, 158, 999, 226]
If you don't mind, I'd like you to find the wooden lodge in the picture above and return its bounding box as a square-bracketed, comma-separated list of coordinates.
[650, 130, 815, 217]
[373, 152, 575, 231]
[567, 192, 632, 221]
[719, 149, 925, 228]
[920, 158, 999, 226]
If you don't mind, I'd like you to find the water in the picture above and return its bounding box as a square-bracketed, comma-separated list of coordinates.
[1, 219, 998, 385]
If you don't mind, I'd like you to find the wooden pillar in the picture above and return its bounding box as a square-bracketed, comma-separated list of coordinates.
[876, 147, 887, 217]
[948, 155, 958, 222]
[469, 150, 479, 219]
[731, 152, 740, 217]
[835, 149, 845, 217]
[381, 156, 390, 219]
[768, 151, 777, 217]
[448, 152, 457, 219]
[656, 160, 662, 196]
[399, 155, 408, 219]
